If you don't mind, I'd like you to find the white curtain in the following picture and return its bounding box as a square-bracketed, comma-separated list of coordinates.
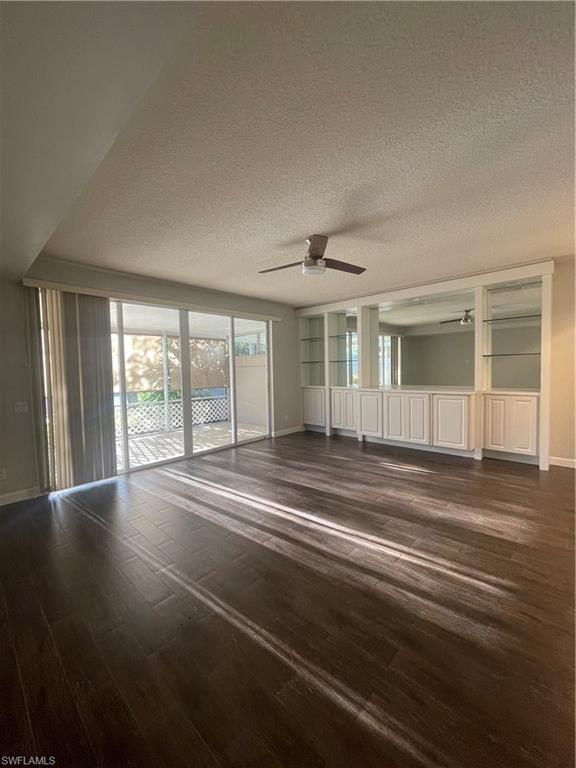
[42, 289, 116, 489]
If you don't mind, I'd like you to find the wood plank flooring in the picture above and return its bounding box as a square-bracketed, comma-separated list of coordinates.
[1, 433, 573, 767]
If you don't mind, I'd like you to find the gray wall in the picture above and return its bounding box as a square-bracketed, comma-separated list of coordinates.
[490, 325, 540, 390]
[401, 331, 475, 386]
[550, 256, 575, 461]
[0, 277, 41, 498]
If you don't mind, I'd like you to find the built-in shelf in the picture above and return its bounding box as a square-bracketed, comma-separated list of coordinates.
[329, 333, 348, 338]
[483, 353, 541, 357]
[483, 314, 542, 323]
[300, 336, 324, 341]
[302, 360, 325, 364]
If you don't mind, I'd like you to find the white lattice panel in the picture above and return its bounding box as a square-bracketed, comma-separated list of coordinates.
[115, 396, 229, 438]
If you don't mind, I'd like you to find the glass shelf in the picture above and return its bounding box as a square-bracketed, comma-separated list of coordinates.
[302, 360, 324, 364]
[483, 353, 540, 357]
[300, 336, 324, 341]
[329, 360, 352, 363]
[329, 333, 348, 338]
[483, 314, 542, 323]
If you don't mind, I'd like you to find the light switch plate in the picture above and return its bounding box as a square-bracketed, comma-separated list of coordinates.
[14, 401, 29, 413]
[0, 469, 7, 481]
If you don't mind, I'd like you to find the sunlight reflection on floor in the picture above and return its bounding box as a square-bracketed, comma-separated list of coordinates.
[60, 492, 444, 768]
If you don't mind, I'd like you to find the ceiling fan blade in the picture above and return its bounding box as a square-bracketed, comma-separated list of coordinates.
[324, 258, 366, 275]
[258, 261, 302, 274]
[439, 318, 461, 324]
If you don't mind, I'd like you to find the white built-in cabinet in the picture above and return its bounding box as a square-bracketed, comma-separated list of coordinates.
[358, 390, 383, 437]
[383, 392, 430, 444]
[318, 387, 539, 458]
[433, 395, 471, 451]
[331, 389, 357, 430]
[484, 394, 538, 455]
[302, 387, 325, 427]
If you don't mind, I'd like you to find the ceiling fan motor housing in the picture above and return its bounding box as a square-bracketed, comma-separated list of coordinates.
[302, 257, 326, 275]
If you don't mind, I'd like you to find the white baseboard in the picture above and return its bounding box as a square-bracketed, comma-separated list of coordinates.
[0, 486, 42, 508]
[550, 456, 576, 469]
[272, 425, 304, 438]
[362, 435, 475, 459]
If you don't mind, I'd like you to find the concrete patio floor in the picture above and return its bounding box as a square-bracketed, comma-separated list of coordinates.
[116, 421, 267, 470]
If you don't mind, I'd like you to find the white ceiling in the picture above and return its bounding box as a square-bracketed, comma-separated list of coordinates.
[5, 4, 574, 307]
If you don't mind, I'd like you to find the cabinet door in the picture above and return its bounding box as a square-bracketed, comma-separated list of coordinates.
[509, 397, 538, 454]
[359, 391, 383, 437]
[384, 393, 405, 440]
[344, 390, 357, 430]
[484, 396, 507, 450]
[433, 395, 469, 450]
[303, 388, 325, 427]
[405, 394, 430, 444]
[331, 390, 345, 428]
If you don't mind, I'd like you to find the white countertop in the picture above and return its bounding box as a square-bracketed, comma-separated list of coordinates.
[323, 386, 540, 396]
[484, 389, 540, 397]
[329, 385, 476, 395]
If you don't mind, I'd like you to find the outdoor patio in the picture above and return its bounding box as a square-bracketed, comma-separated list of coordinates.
[116, 420, 266, 470]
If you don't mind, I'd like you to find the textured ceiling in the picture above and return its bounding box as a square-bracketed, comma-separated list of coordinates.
[39, 2, 574, 307]
[0, 2, 193, 276]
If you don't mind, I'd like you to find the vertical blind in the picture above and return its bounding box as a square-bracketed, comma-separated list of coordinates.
[41, 289, 117, 490]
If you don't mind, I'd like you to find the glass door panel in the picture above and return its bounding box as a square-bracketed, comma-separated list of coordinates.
[113, 302, 184, 469]
[234, 318, 269, 442]
[188, 311, 233, 453]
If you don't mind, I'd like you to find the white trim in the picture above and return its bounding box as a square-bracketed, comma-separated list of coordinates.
[272, 425, 304, 437]
[539, 274, 552, 471]
[324, 311, 333, 436]
[310, 427, 476, 458]
[0, 487, 42, 507]
[362, 435, 475, 458]
[23, 277, 282, 323]
[229, 317, 238, 445]
[483, 449, 539, 465]
[296, 260, 555, 316]
[550, 456, 576, 469]
[266, 320, 274, 437]
[115, 301, 131, 472]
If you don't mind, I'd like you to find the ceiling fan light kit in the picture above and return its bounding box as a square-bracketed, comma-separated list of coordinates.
[302, 259, 326, 275]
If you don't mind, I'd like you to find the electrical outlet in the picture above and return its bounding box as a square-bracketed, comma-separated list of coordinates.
[0, 468, 7, 481]
[14, 401, 29, 413]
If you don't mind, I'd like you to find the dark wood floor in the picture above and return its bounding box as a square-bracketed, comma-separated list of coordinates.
[1, 433, 573, 768]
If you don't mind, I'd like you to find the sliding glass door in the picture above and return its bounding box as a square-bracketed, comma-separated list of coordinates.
[188, 311, 234, 454]
[112, 302, 270, 471]
[233, 318, 269, 442]
[111, 302, 185, 469]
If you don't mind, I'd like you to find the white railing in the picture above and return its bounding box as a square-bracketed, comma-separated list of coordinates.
[115, 396, 229, 438]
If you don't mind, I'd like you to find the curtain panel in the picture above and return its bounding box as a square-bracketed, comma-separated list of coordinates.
[42, 289, 116, 489]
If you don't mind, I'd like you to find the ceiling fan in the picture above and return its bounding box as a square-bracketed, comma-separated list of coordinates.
[440, 309, 474, 326]
[259, 235, 366, 276]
